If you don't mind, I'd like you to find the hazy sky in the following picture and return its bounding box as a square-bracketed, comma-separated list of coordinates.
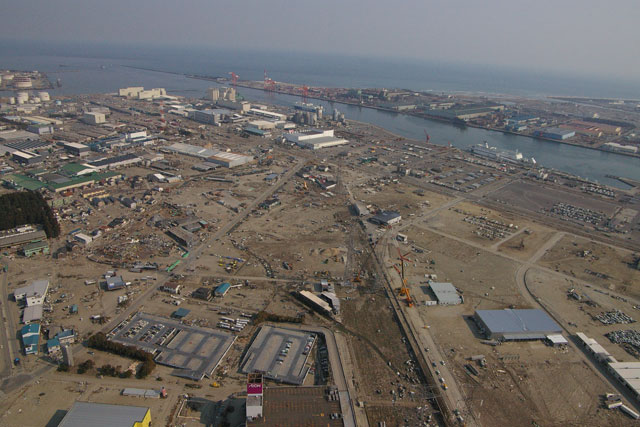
[2, 0, 639, 80]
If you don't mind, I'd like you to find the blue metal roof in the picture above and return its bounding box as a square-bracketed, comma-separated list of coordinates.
[47, 337, 60, 349]
[21, 323, 40, 336]
[215, 282, 231, 294]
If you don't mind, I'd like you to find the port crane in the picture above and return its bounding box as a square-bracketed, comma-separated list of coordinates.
[424, 130, 430, 144]
[264, 69, 276, 92]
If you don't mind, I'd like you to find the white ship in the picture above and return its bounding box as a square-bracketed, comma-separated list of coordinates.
[468, 142, 533, 165]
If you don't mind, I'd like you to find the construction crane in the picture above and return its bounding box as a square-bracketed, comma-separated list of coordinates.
[229, 72, 238, 86]
[396, 248, 414, 307]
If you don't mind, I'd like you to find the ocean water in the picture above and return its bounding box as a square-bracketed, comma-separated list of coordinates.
[1, 40, 639, 187]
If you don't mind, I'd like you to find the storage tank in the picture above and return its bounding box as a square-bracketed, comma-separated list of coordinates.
[38, 91, 50, 101]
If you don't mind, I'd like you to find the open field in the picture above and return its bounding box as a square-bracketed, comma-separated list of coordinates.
[537, 235, 640, 299]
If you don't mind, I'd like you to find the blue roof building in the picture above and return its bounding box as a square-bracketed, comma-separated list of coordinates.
[215, 282, 231, 297]
[47, 337, 60, 354]
[474, 309, 561, 341]
[21, 323, 40, 355]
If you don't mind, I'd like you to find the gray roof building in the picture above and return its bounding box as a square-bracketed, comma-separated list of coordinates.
[58, 401, 150, 427]
[429, 282, 462, 305]
[474, 309, 562, 341]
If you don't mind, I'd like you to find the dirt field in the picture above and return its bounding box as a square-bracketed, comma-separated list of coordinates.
[537, 235, 640, 299]
[497, 225, 556, 260]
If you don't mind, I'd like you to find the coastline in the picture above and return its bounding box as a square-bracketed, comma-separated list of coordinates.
[120, 65, 638, 160]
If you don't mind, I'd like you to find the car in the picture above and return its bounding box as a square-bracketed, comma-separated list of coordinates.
[440, 360, 445, 366]
[431, 362, 437, 367]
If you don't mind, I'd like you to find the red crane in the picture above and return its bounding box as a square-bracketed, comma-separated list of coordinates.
[396, 248, 414, 307]
[302, 85, 309, 102]
[264, 69, 275, 92]
[229, 72, 238, 86]
[424, 130, 430, 144]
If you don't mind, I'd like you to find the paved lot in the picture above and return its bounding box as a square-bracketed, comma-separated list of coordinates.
[110, 312, 235, 380]
[241, 325, 315, 385]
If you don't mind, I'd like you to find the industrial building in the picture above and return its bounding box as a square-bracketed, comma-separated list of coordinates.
[603, 142, 638, 154]
[165, 142, 253, 168]
[88, 153, 142, 170]
[284, 129, 348, 150]
[298, 290, 333, 315]
[166, 226, 196, 248]
[369, 210, 402, 226]
[248, 108, 287, 121]
[82, 112, 106, 125]
[533, 128, 575, 140]
[575, 333, 640, 402]
[0, 225, 47, 249]
[58, 402, 151, 427]
[12, 150, 43, 165]
[190, 108, 232, 125]
[62, 142, 90, 157]
[474, 309, 562, 341]
[217, 100, 251, 112]
[119, 86, 166, 100]
[429, 282, 462, 305]
[352, 202, 370, 216]
[106, 276, 126, 291]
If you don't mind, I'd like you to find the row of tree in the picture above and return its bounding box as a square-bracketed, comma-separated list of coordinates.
[0, 191, 60, 238]
[87, 332, 156, 378]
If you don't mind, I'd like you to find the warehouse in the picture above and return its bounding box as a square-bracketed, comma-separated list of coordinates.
[58, 402, 151, 427]
[190, 108, 232, 125]
[88, 153, 142, 170]
[474, 309, 562, 341]
[62, 142, 90, 157]
[429, 282, 462, 305]
[0, 226, 47, 249]
[297, 290, 332, 315]
[208, 151, 253, 168]
[369, 210, 402, 226]
[12, 150, 42, 165]
[533, 128, 575, 140]
[166, 226, 196, 248]
[165, 142, 252, 168]
[284, 129, 348, 150]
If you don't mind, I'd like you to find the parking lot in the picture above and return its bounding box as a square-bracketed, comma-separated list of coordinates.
[241, 326, 316, 385]
[109, 312, 236, 380]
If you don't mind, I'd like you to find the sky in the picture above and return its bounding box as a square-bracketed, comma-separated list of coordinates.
[1, 0, 639, 81]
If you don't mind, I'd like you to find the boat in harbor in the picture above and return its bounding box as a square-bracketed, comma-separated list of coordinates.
[467, 142, 534, 165]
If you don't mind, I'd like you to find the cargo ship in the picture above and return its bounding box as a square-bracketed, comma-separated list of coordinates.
[467, 142, 535, 165]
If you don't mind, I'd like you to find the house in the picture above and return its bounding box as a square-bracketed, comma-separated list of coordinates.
[47, 337, 61, 354]
[192, 287, 212, 301]
[14, 279, 49, 306]
[21, 323, 40, 355]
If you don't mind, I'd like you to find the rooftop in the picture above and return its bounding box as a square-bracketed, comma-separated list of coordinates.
[58, 402, 149, 427]
[476, 309, 562, 334]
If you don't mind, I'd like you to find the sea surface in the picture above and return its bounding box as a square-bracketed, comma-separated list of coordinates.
[1, 41, 639, 188]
